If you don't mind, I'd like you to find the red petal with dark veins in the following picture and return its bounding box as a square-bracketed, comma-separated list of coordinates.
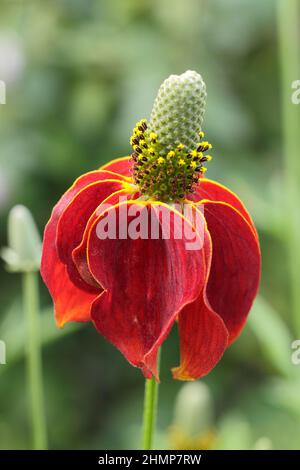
[88, 201, 207, 380]
[41, 170, 125, 326]
[172, 229, 229, 380]
[172, 292, 229, 380]
[100, 156, 133, 178]
[188, 178, 258, 237]
[56, 179, 132, 292]
[72, 189, 133, 287]
[203, 201, 261, 343]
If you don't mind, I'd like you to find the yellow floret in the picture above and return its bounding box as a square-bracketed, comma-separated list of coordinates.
[150, 132, 157, 141]
[157, 157, 165, 164]
[202, 141, 212, 150]
[178, 158, 185, 166]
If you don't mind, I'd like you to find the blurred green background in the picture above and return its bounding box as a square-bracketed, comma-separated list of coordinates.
[1, 0, 300, 450]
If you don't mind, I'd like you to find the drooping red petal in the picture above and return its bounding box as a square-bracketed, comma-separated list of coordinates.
[56, 179, 135, 292]
[88, 201, 207, 380]
[172, 228, 229, 380]
[41, 169, 125, 326]
[99, 156, 133, 178]
[202, 201, 261, 343]
[188, 178, 257, 237]
[72, 189, 134, 287]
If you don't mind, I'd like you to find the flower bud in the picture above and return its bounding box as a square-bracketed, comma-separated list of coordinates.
[1, 205, 41, 272]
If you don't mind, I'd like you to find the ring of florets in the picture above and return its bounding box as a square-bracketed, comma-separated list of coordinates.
[129, 119, 212, 202]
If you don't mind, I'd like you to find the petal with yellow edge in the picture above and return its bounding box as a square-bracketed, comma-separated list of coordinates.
[172, 227, 229, 380]
[202, 200, 261, 344]
[100, 156, 133, 178]
[41, 170, 127, 327]
[189, 178, 258, 237]
[56, 179, 134, 292]
[88, 201, 207, 380]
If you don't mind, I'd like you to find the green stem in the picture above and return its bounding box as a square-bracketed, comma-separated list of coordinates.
[277, 0, 300, 336]
[142, 350, 161, 450]
[23, 271, 47, 450]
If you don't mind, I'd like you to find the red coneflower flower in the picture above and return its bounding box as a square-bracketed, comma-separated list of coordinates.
[41, 71, 260, 381]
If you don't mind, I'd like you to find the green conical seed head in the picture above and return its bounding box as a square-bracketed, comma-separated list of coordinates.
[149, 70, 206, 153]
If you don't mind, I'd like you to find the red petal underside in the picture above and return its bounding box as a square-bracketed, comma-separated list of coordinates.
[189, 178, 258, 237]
[172, 211, 229, 380]
[56, 179, 129, 293]
[172, 290, 229, 380]
[88, 201, 207, 380]
[100, 156, 133, 178]
[41, 169, 125, 326]
[203, 201, 261, 343]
